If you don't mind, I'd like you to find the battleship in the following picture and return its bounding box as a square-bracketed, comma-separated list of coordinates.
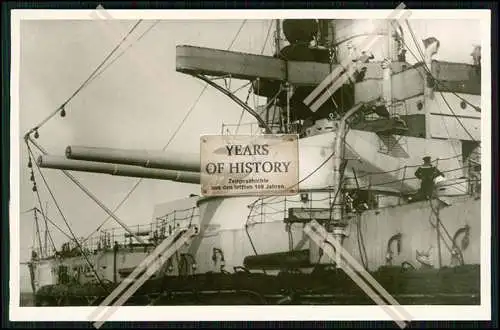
[21, 18, 482, 307]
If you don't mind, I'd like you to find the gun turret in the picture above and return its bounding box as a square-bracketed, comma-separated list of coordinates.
[65, 146, 200, 172]
[37, 156, 200, 184]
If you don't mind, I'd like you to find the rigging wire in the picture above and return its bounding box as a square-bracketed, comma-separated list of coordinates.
[83, 20, 249, 240]
[235, 20, 274, 135]
[252, 122, 351, 215]
[24, 207, 42, 255]
[231, 78, 253, 135]
[31, 214, 36, 254]
[44, 201, 56, 256]
[405, 47, 461, 156]
[32, 207, 74, 242]
[245, 23, 481, 243]
[26, 142, 109, 292]
[29, 157, 57, 254]
[249, 139, 339, 208]
[249, 108, 362, 208]
[32, 208, 44, 257]
[260, 20, 274, 55]
[31, 174, 57, 254]
[405, 21, 478, 141]
[402, 21, 481, 113]
[26, 20, 144, 137]
[85, 20, 160, 86]
[388, 22, 470, 159]
[438, 91, 478, 142]
[245, 103, 349, 254]
[21, 207, 39, 214]
[249, 48, 475, 203]
[403, 20, 478, 141]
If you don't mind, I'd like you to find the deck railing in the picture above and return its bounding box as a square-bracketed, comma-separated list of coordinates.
[245, 158, 481, 227]
[64, 207, 200, 254]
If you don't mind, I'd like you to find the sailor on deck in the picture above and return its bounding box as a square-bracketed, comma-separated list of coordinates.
[415, 156, 444, 200]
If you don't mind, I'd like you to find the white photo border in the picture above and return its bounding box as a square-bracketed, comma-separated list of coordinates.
[9, 8, 492, 322]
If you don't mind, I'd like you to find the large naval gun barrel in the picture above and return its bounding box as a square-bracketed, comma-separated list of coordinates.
[37, 155, 200, 184]
[66, 146, 200, 172]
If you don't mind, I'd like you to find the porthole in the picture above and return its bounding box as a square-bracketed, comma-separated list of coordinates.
[460, 100, 467, 109]
[417, 101, 423, 111]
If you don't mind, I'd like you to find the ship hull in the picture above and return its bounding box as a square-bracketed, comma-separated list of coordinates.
[34, 264, 479, 306]
[29, 195, 481, 306]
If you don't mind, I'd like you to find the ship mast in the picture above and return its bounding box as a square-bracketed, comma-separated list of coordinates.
[44, 202, 49, 256]
[33, 208, 43, 257]
[274, 19, 292, 133]
[274, 19, 281, 53]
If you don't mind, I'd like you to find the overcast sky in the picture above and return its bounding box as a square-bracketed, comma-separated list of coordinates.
[16, 18, 481, 290]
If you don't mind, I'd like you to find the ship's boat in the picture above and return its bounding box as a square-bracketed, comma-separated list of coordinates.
[24, 18, 482, 307]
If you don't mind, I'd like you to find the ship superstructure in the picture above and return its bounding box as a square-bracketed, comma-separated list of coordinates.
[23, 18, 482, 306]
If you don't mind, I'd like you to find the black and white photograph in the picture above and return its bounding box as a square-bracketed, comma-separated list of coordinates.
[9, 8, 491, 325]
